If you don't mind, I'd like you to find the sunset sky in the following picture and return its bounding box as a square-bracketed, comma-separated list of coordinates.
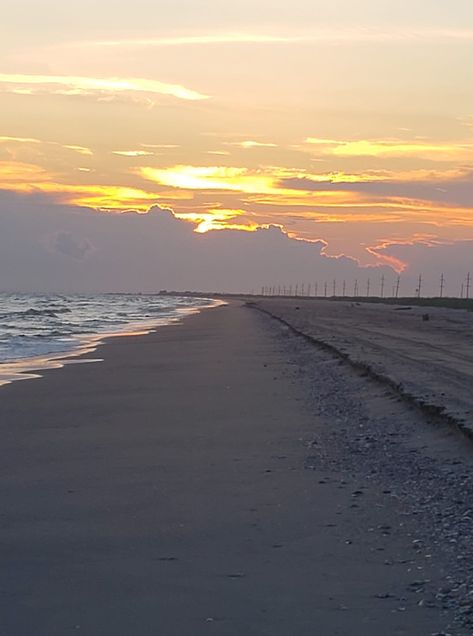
[1, 1, 473, 293]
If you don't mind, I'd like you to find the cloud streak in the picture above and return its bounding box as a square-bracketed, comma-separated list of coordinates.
[305, 138, 473, 161]
[112, 150, 154, 157]
[0, 73, 209, 101]
[0, 136, 93, 156]
[66, 28, 473, 49]
[279, 170, 473, 208]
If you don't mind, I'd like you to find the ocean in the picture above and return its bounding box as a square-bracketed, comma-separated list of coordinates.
[0, 292, 214, 366]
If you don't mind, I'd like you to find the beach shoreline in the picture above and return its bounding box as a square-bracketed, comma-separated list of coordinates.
[0, 297, 222, 387]
[1, 301, 472, 635]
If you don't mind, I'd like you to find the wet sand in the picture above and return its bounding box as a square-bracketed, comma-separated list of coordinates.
[0, 302, 472, 635]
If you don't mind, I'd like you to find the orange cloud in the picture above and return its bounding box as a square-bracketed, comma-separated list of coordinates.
[305, 138, 473, 161]
[112, 150, 154, 157]
[0, 136, 93, 156]
[138, 165, 278, 194]
[225, 140, 278, 149]
[0, 160, 48, 182]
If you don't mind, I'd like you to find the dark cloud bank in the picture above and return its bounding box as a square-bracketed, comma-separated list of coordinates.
[0, 190, 471, 296]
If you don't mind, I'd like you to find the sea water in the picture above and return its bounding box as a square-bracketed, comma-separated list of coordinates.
[0, 293, 213, 364]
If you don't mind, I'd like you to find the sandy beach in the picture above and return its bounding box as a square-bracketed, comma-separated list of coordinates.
[1, 301, 473, 635]
[253, 298, 473, 434]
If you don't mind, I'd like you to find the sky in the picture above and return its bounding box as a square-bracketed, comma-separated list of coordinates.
[1, 1, 473, 295]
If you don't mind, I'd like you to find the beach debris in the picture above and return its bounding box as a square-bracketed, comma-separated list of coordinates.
[408, 579, 429, 591]
[374, 593, 395, 599]
[226, 572, 246, 579]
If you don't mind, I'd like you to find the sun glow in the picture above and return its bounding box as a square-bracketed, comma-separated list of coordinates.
[176, 208, 260, 233]
[138, 165, 278, 194]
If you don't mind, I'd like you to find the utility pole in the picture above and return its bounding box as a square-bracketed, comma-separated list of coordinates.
[332, 279, 336, 297]
[380, 275, 385, 299]
[289, 285, 292, 296]
[315, 283, 318, 297]
[354, 279, 358, 297]
[343, 280, 346, 297]
[440, 273, 445, 298]
[295, 284, 298, 297]
[461, 283, 464, 299]
[366, 278, 370, 297]
[308, 283, 312, 297]
[467, 272, 471, 299]
[301, 283, 305, 297]
[324, 282, 328, 297]
[395, 275, 401, 299]
[417, 274, 422, 299]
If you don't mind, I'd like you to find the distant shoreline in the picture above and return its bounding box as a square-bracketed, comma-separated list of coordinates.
[158, 290, 473, 312]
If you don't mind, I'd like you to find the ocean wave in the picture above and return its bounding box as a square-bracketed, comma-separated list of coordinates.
[0, 293, 212, 364]
[0, 307, 73, 319]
